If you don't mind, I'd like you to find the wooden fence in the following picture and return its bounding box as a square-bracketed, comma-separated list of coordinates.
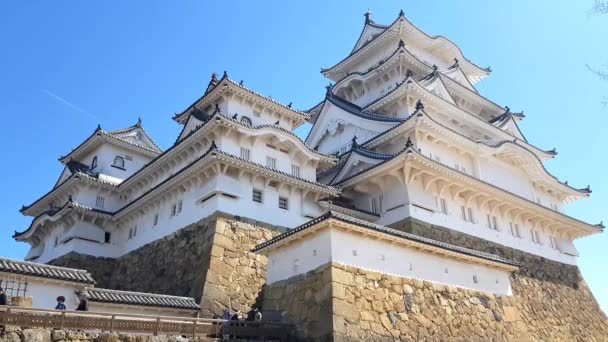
[0, 306, 291, 340]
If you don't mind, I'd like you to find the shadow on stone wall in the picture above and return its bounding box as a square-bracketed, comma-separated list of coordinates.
[390, 218, 583, 289]
[49, 213, 280, 318]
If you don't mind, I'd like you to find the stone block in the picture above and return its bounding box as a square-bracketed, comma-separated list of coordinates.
[332, 267, 354, 285]
[333, 299, 360, 321]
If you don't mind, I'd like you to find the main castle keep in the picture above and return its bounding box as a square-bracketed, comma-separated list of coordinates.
[10, 9, 608, 341]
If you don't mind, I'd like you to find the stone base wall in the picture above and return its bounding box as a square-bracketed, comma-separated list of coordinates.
[0, 326, 219, 342]
[266, 261, 608, 342]
[199, 217, 276, 317]
[50, 213, 279, 317]
[263, 263, 334, 341]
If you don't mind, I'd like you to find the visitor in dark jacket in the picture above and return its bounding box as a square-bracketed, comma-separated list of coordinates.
[55, 296, 66, 310]
[0, 289, 7, 306]
[75, 299, 88, 311]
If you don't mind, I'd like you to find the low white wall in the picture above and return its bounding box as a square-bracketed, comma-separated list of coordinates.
[265, 226, 514, 295]
[0, 274, 83, 310]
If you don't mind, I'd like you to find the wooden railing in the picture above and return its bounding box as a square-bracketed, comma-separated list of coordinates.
[0, 306, 291, 340]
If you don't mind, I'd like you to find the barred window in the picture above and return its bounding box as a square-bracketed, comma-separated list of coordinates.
[153, 213, 159, 226]
[252, 189, 263, 203]
[279, 197, 288, 210]
[240, 116, 252, 126]
[291, 165, 300, 177]
[171, 204, 177, 217]
[266, 156, 277, 169]
[0, 279, 28, 299]
[177, 200, 183, 214]
[95, 196, 105, 209]
[240, 147, 251, 161]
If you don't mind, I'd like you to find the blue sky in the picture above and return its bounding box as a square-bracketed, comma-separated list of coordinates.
[1, 1, 606, 310]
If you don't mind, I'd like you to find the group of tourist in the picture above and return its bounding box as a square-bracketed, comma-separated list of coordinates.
[55, 296, 88, 311]
[222, 307, 262, 322]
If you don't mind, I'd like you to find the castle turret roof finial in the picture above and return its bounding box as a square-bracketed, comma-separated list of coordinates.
[405, 137, 413, 149]
[399, 9, 405, 17]
[136, 117, 142, 127]
[364, 9, 373, 24]
[214, 103, 221, 114]
[221, 71, 228, 80]
[398, 39, 405, 48]
[287, 102, 293, 108]
[351, 135, 358, 148]
[406, 69, 413, 78]
[210, 72, 218, 83]
[415, 99, 424, 111]
[325, 84, 334, 98]
[239, 80, 244, 86]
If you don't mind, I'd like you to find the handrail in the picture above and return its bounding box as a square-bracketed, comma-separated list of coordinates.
[0, 305, 292, 339]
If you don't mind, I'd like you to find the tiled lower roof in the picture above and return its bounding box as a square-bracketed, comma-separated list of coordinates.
[0, 257, 95, 284]
[82, 288, 199, 310]
[253, 211, 519, 268]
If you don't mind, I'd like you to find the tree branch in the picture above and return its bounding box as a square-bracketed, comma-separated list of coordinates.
[589, 0, 608, 15]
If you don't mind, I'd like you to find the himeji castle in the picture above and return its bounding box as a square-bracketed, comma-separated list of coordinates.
[10, 9, 607, 341]
[16, 10, 600, 268]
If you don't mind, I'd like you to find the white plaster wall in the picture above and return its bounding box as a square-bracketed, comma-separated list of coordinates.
[479, 158, 534, 200]
[81, 144, 151, 181]
[265, 227, 513, 295]
[266, 229, 333, 284]
[220, 97, 291, 130]
[330, 228, 513, 295]
[7, 277, 83, 310]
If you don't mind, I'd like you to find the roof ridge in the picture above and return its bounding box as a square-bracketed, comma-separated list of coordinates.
[0, 256, 92, 273]
[86, 287, 196, 300]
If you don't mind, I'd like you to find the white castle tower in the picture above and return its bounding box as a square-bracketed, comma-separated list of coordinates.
[14, 8, 601, 276]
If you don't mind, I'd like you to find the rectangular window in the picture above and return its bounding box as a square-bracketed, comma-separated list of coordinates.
[550, 236, 558, 249]
[133, 225, 137, 237]
[467, 208, 474, 223]
[104, 232, 111, 243]
[535, 231, 542, 245]
[440, 199, 448, 214]
[95, 196, 105, 209]
[514, 224, 520, 237]
[0, 279, 28, 298]
[510, 223, 516, 236]
[460, 205, 467, 220]
[279, 196, 289, 210]
[252, 189, 263, 203]
[240, 147, 251, 161]
[171, 204, 177, 217]
[486, 215, 492, 229]
[530, 229, 537, 243]
[177, 200, 183, 214]
[492, 216, 499, 231]
[371, 196, 384, 214]
[153, 214, 159, 226]
[266, 156, 277, 169]
[291, 165, 300, 177]
[128, 228, 133, 240]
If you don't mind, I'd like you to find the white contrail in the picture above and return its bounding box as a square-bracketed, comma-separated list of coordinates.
[42, 89, 98, 120]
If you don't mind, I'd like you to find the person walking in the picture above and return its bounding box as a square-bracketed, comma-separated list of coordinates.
[75, 299, 88, 311]
[55, 296, 66, 310]
[0, 289, 7, 306]
[254, 308, 262, 322]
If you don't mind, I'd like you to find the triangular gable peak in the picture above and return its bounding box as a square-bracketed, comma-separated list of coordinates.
[173, 74, 309, 129]
[329, 143, 396, 185]
[351, 12, 390, 53]
[59, 121, 162, 164]
[322, 10, 490, 84]
[305, 94, 402, 154]
[443, 66, 477, 93]
[420, 75, 456, 105]
[490, 113, 527, 142]
[106, 121, 163, 154]
[439, 73, 506, 121]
